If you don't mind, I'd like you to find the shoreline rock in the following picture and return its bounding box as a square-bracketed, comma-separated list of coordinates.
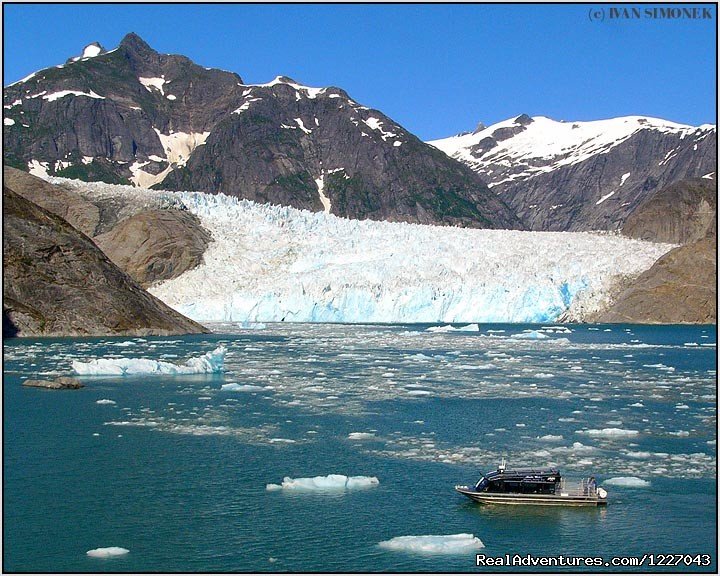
[23, 377, 84, 389]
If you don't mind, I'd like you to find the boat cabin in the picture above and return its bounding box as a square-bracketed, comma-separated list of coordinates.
[474, 465, 561, 495]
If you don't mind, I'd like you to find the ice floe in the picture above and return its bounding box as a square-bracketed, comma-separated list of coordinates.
[603, 477, 651, 487]
[72, 346, 225, 376]
[578, 428, 639, 438]
[348, 432, 376, 440]
[266, 474, 379, 492]
[378, 534, 484, 554]
[426, 324, 479, 333]
[86, 547, 129, 558]
[221, 383, 265, 392]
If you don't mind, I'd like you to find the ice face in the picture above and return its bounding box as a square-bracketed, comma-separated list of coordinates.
[378, 534, 485, 554]
[49, 179, 674, 324]
[72, 346, 225, 376]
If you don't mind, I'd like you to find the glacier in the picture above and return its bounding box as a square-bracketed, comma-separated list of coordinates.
[50, 179, 674, 324]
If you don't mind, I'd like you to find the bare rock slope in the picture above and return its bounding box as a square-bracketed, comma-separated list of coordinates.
[3, 185, 208, 337]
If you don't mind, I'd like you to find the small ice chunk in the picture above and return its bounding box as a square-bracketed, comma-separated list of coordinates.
[578, 428, 639, 437]
[221, 383, 264, 392]
[378, 534, 484, 554]
[512, 330, 549, 340]
[426, 323, 479, 333]
[86, 547, 129, 558]
[348, 432, 376, 440]
[96, 399, 116, 405]
[603, 477, 650, 487]
[538, 434, 563, 442]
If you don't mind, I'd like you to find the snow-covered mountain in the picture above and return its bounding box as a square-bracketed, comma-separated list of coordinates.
[428, 115, 716, 231]
[3, 33, 521, 229]
[51, 178, 673, 324]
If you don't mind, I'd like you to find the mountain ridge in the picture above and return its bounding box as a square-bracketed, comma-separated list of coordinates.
[429, 114, 716, 231]
[3, 33, 522, 230]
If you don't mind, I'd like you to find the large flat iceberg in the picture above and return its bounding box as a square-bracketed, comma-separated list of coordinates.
[72, 346, 225, 376]
[52, 179, 674, 324]
[378, 534, 485, 554]
[266, 474, 379, 492]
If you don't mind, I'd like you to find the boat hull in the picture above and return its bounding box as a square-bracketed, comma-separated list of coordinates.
[455, 486, 607, 507]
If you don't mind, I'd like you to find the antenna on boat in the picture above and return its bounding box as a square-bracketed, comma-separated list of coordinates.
[498, 457, 506, 473]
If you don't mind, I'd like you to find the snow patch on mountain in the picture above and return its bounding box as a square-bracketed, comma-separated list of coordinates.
[43, 90, 105, 102]
[153, 129, 210, 166]
[139, 76, 166, 96]
[248, 76, 325, 99]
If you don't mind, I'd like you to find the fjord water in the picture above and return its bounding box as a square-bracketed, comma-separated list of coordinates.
[3, 323, 716, 572]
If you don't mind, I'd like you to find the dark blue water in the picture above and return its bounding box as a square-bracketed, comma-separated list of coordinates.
[3, 323, 716, 572]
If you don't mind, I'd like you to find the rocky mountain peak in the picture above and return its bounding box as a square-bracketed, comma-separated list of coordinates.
[514, 113, 533, 126]
[275, 75, 299, 85]
[119, 32, 155, 56]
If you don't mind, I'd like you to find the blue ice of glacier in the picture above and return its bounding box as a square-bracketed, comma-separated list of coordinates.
[72, 346, 226, 376]
[50, 179, 674, 324]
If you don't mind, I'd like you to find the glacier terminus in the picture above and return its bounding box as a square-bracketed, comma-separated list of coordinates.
[51, 178, 674, 325]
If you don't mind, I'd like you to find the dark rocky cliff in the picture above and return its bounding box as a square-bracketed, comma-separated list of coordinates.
[3, 185, 209, 337]
[591, 177, 717, 324]
[4, 167, 211, 288]
[622, 177, 716, 244]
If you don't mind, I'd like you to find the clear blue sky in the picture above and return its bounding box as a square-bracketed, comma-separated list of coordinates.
[3, 3, 716, 140]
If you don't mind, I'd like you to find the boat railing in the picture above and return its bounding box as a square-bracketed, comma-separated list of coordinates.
[556, 478, 599, 497]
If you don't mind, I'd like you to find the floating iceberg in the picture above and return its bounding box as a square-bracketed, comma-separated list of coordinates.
[378, 534, 484, 554]
[348, 432, 376, 440]
[221, 383, 265, 392]
[603, 477, 651, 487]
[578, 428, 639, 438]
[266, 474, 379, 492]
[538, 434, 564, 442]
[72, 346, 225, 376]
[96, 399, 116, 405]
[511, 330, 549, 340]
[86, 547, 129, 558]
[426, 323, 479, 333]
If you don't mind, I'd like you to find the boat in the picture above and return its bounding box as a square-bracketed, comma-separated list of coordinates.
[455, 459, 608, 507]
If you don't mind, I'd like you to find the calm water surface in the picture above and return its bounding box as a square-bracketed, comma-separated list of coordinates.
[3, 323, 717, 572]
